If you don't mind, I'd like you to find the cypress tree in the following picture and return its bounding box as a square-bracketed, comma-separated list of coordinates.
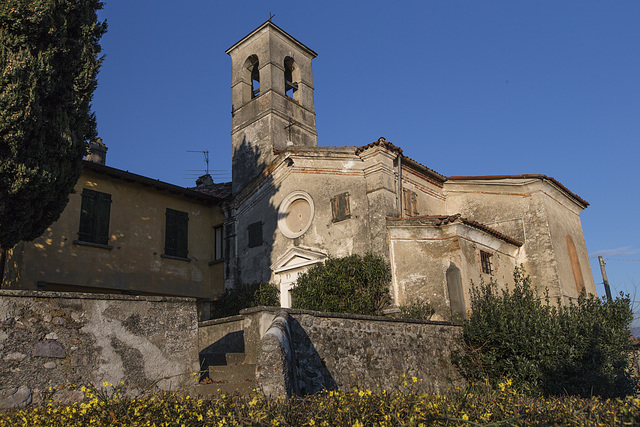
[0, 0, 106, 249]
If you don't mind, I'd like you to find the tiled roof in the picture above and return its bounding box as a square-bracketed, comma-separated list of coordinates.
[387, 214, 523, 247]
[447, 174, 588, 206]
[82, 161, 222, 203]
[191, 181, 233, 201]
[355, 137, 446, 182]
[355, 137, 403, 156]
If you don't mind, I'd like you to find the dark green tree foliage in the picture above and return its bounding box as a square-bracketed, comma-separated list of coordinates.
[211, 282, 280, 319]
[458, 266, 637, 398]
[291, 254, 391, 316]
[0, 1, 106, 249]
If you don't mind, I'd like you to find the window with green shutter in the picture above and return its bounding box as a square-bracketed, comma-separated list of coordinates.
[165, 208, 189, 258]
[248, 221, 263, 248]
[78, 189, 111, 245]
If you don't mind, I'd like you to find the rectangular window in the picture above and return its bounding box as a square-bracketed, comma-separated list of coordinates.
[248, 221, 263, 248]
[165, 208, 189, 258]
[330, 192, 351, 223]
[214, 225, 223, 261]
[78, 189, 111, 245]
[403, 189, 418, 217]
[480, 251, 493, 275]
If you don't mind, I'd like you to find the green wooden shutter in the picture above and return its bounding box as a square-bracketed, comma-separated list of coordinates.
[165, 209, 188, 258]
[96, 192, 111, 245]
[78, 189, 97, 242]
[165, 209, 177, 256]
[175, 210, 189, 258]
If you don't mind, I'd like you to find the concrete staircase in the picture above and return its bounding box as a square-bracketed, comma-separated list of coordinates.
[189, 352, 257, 397]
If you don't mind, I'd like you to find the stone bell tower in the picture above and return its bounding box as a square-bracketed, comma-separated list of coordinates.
[226, 21, 318, 194]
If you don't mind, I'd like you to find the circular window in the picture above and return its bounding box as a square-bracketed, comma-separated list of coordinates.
[278, 191, 314, 239]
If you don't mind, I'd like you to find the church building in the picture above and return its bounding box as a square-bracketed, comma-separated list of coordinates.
[221, 21, 595, 321]
[1, 21, 596, 324]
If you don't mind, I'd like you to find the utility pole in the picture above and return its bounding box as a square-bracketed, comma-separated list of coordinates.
[598, 256, 613, 301]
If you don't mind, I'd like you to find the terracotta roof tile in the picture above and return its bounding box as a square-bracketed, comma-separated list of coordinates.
[191, 181, 233, 201]
[387, 214, 523, 247]
[355, 136, 403, 156]
[355, 137, 446, 182]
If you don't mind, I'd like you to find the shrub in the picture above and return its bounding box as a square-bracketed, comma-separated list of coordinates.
[210, 282, 279, 319]
[456, 265, 637, 398]
[291, 253, 391, 316]
[398, 298, 435, 320]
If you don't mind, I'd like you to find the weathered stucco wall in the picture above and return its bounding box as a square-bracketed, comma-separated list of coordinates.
[0, 290, 199, 409]
[4, 168, 225, 299]
[444, 178, 595, 300]
[387, 218, 518, 321]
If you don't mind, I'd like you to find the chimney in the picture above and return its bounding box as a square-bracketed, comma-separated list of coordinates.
[85, 138, 108, 165]
[195, 174, 214, 187]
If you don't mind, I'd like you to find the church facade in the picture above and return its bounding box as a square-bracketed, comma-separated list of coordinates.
[222, 21, 595, 321]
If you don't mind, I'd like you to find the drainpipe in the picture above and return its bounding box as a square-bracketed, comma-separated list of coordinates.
[397, 154, 403, 217]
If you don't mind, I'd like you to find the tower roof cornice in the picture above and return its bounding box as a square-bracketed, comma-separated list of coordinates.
[225, 20, 318, 58]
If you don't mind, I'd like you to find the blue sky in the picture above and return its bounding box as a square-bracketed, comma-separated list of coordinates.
[93, 1, 640, 307]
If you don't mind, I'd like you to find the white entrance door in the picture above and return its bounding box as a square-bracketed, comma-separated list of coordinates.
[279, 270, 300, 308]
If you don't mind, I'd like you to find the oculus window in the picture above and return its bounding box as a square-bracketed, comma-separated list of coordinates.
[278, 191, 314, 239]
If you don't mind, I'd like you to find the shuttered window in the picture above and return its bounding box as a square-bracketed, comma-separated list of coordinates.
[248, 221, 263, 248]
[403, 189, 418, 217]
[330, 192, 351, 223]
[214, 225, 223, 261]
[165, 208, 189, 258]
[78, 189, 111, 245]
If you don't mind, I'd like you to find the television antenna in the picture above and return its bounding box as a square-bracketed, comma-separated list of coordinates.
[187, 150, 209, 174]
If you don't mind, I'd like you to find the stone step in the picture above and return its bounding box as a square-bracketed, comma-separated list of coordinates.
[188, 382, 257, 397]
[200, 352, 227, 367]
[225, 352, 246, 365]
[209, 364, 256, 383]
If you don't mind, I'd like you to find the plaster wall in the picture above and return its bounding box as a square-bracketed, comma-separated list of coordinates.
[388, 220, 517, 320]
[0, 290, 198, 408]
[541, 185, 596, 298]
[444, 179, 564, 296]
[4, 169, 225, 299]
[400, 164, 446, 216]
[233, 149, 380, 286]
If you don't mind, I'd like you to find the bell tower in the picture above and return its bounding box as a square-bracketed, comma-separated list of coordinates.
[226, 21, 318, 194]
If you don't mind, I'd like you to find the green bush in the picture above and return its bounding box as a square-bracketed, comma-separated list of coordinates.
[210, 282, 279, 319]
[456, 265, 637, 398]
[398, 298, 435, 320]
[291, 254, 391, 316]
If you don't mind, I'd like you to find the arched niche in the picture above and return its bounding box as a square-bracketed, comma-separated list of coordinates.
[446, 262, 466, 323]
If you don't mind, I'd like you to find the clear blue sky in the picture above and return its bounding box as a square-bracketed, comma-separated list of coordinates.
[93, 1, 640, 307]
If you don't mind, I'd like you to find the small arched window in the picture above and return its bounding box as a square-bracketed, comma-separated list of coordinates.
[244, 55, 260, 99]
[284, 56, 298, 99]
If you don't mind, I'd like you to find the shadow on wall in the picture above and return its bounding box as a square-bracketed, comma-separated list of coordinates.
[288, 317, 337, 395]
[230, 136, 286, 290]
[200, 330, 245, 368]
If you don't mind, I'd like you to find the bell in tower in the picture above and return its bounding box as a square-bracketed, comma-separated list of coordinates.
[226, 21, 318, 194]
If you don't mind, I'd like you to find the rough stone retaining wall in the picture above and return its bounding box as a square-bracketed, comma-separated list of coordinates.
[0, 290, 199, 409]
[202, 307, 463, 397]
[287, 310, 462, 395]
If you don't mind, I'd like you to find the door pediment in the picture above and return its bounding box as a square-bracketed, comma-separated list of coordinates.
[271, 247, 327, 273]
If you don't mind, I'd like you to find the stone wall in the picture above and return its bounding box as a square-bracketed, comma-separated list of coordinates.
[0, 290, 199, 409]
[287, 310, 462, 395]
[201, 307, 463, 397]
